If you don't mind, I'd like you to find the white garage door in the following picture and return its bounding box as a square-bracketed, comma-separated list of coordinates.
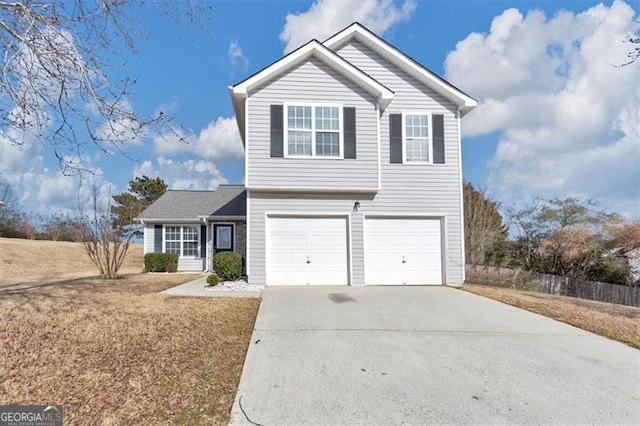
[364, 217, 443, 285]
[267, 216, 349, 285]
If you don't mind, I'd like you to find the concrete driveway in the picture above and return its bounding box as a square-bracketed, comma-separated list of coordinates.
[230, 286, 640, 425]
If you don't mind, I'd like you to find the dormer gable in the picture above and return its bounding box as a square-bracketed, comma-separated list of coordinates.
[229, 39, 394, 144]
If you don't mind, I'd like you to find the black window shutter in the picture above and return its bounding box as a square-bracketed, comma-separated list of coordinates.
[270, 104, 284, 158]
[154, 225, 163, 252]
[200, 225, 206, 258]
[389, 114, 403, 164]
[343, 107, 356, 159]
[432, 114, 445, 164]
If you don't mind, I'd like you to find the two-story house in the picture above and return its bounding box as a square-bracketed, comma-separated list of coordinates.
[137, 22, 476, 286]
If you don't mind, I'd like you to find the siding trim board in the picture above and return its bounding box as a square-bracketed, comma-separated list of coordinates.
[247, 185, 378, 194]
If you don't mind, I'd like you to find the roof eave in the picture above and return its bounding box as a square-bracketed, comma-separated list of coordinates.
[228, 87, 246, 145]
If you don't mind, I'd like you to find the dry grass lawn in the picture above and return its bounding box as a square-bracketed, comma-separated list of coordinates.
[0, 237, 144, 282]
[0, 239, 260, 424]
[463, 283, 640, 349]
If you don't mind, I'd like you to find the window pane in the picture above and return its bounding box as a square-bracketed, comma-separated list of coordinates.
[405, 115, 429, 136]
[288, 105, 311, 129]
[183, 242, 199, 257]
[405, 114, 429, 162]
[182, 226, 198, 241]
[166, 241, 180, 254]
[316, 132, 340, 157]
[406, 138, 429, 162]
[165, 226, 180, 241]
[216, 227, 232, 249]
[288, 130, 312, 156]
[316, 107, 339, 130]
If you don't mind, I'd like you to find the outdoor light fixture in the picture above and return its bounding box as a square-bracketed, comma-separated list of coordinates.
[353, 201, 360, 213]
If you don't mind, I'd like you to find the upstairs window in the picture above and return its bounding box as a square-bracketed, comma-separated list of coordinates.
[286, 104, 342, 158]
[403, 113, 431, 163]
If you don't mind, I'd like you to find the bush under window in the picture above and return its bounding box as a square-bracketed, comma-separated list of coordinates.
[144, 253, 178, 272]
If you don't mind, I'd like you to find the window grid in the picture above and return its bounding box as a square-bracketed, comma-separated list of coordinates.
[286, 105, 340, 157]
[165, 226, 199, 257]
[405, 114, 430, 162]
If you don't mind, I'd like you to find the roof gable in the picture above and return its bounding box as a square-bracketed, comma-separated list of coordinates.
[323, 23, 477, 117]
[229, 39, 394, 143]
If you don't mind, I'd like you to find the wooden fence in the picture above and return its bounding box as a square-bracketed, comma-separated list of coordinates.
[466, 264, 640, 307]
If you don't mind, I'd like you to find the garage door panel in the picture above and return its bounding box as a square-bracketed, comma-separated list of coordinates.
[267, 216, 349, 286]
[365, 217, 443, 286]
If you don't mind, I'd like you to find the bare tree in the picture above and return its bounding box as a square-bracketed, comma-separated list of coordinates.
[0, 1, 210, 172]
[538, 224, 603, 278]
[463, 182, 507, 265]
[16, 213, 38, 239]
[79, 185, 131, 279]
[0, 179, 24, 237]
[620, 32, 639, 66]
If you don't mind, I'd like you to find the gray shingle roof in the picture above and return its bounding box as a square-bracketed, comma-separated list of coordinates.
[136, 185, 246, 220]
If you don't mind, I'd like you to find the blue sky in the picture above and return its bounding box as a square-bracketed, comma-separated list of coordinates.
[1, 0, 638, 220]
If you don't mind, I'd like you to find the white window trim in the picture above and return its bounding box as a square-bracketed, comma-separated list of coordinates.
[213, 223, 235, 251]
[163, 224, 201, 258]
[284, 102, 344, 159]
[402, 111, 433, 165]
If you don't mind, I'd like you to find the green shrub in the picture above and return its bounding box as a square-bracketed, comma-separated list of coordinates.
[589, 259, 631, 285]
[144, 253, 179, 272]
[213, 251, 243, 281]
[206, 273, 220, 286]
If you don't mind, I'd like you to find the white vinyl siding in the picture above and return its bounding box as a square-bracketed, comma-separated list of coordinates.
[247, 57, 379, 190]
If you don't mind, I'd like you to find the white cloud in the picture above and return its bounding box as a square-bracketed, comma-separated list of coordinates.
[280, 0, 417, 53]
[445, 1, 640, 218]
[153, 116, 244, 161]
[0, 126, 39, 172]
[1, 152, 114, 217]
[134, 157, 228, 191]
[228, 40, 250, 73]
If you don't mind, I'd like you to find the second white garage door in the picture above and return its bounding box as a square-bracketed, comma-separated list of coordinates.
[364, 217, 443, 285]
[267, 216, 349, 286]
